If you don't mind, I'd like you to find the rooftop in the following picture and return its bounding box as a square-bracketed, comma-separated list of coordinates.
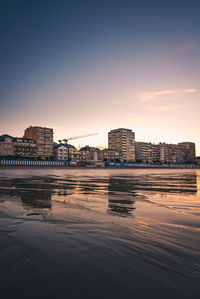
[0, 134, 36, 143]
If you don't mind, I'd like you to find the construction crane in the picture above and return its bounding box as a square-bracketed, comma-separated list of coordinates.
[58, 133, 98, 144]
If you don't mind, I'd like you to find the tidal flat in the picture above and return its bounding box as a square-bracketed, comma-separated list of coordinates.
[0, 168, 200, 299]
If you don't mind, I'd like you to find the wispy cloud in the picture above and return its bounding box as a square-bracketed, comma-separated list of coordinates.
[148, 105, 179, 112]
[139, 89, 196, 102]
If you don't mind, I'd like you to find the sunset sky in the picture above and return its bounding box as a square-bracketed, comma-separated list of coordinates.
[1, 0, 200, 154]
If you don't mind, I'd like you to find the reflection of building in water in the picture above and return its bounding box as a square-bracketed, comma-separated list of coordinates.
[168, 173, 197, 194]
[108, 199, 135, 217]
[135, 173, 198, 194]
[0, 177, 53, 209]
[197, 173, 200, 195]
[14, 178, 53, 209]
[20, 189, 52, 209]
[107, 177, 136, 217]
[107, 173, 199, 217]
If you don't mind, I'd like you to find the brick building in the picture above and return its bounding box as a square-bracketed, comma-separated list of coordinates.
[24, 126, 53, 160]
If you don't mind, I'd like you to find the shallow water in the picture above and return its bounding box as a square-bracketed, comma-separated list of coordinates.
[0, 168, 200, 299]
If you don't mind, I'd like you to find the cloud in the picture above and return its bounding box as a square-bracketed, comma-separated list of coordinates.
[147, 105, 179, 112]
[139, 89, 196, 102]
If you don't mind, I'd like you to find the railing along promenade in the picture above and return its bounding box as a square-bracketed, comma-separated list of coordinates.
[0, 160, 200, 168]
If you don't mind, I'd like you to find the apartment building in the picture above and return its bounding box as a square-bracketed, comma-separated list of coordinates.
[196, 157, 200, 165]
[160, 143, 178, 164]
[136, 141, 196, 164]
[108, 128, 135, 162]
[178, 142, 196, 162]
[54, 143, 80, 161]
[24, 126, 53, 160]
[135, 142, 160, 163]
[79, 146, 99, 162]
[135, 142, 151, 163]
[54, 143, 69, 161]
[98, 148, 121, 162]
[68, 147, 80, 162]
[0, 135, 14, 157]
[159, 142, 196, 164]
[0, 134, 36, 158]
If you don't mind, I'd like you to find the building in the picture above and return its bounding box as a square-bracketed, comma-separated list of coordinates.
[0, 134, 36, 159]
[54, 143, 80, 161]
[13, 137, 37, 159]
[136, 141, 196, 164]
[160, 142, 196, 164]
[98, 148, 121, 162]
[196, 157, 200, 165]
[178, 142, 196, 163]
[68, 147, 80, 162]
[151, 143, 161, 163]
[135, 142, 160, 163]
[0, 135, 14, 157]
[54, 143, 69, 161]
[135, 142, 151, 163]
[24, 126, 53, 160]
[160, 143, 178, 164]
[108, 128, 135, 162]
[79, 146, 99, 162]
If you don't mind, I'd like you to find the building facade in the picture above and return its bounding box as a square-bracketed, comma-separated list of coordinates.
[136, 142, 160, 163]
[108, 128, 135, 162]
[0, 134, 36, 159]
[68, 147, 80, 162]
[54, 144, 69, 161]
[136, 141, 196, 164]
[79, 146, 99, 162]
[0, 135, 14, 157]
[160, 142, 196, 164]
[178, 142, 196, 163]
[24, 126, 53, 160]
[196, 157, 200, 165]
[54, 143, 80, 161]
[135, 142, 151, 163]
[98, 148, 121, 162]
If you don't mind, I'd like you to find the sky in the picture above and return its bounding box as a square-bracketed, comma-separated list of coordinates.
[1, 0, 200, 155]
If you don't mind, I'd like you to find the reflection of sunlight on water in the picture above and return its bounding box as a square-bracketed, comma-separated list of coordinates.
[197, 172, 200, 195]
[166, 223, 200, 232]
[137, 220, 149, 228]
[143, 190, 200, 217]
[0, 169, 199, 219]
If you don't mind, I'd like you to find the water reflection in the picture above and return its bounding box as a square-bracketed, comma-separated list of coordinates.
[197, 174, 200, 195]
[107, 177, 136, 217]
[0, 169, 200, 299]
[0, 177, 53, 209]
[20, 189, 52, 209]
[0, 171, 198, 217]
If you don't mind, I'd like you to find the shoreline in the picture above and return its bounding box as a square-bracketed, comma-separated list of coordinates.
[0, 165, 199, 170]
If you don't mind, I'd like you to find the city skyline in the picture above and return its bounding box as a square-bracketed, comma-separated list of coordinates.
[1, 0, 200, 155]
[0, 125, 199, 156]
[0, 126, 197, 165]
